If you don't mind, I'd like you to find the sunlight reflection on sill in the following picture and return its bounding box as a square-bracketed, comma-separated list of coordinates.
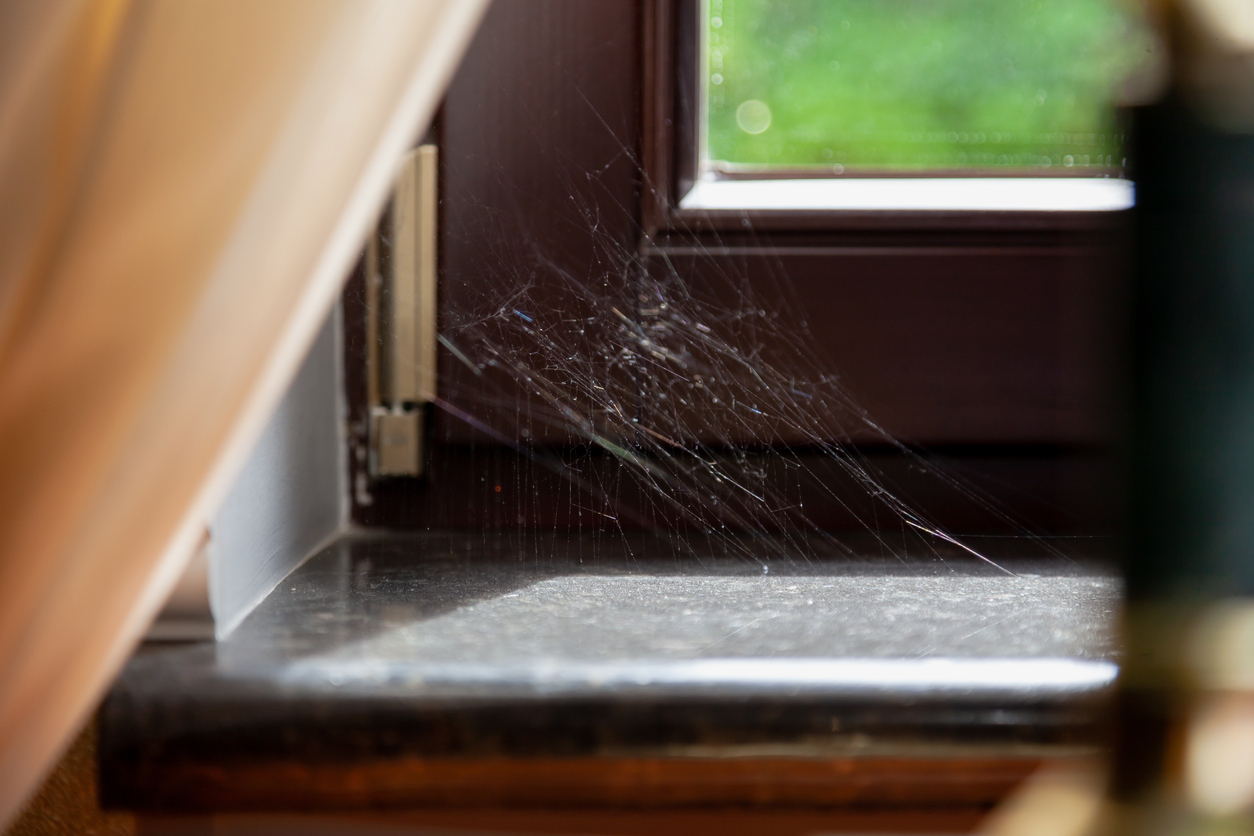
[279, 656, 1119, 696]
[680, 177, 1135, 213]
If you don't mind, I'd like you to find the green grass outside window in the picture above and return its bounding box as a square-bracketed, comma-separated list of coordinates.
[705, 0, 1155, 173]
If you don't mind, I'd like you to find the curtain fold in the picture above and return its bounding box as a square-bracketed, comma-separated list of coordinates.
[0, 0, 487, 822]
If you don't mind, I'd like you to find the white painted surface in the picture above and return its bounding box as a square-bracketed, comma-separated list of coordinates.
[210, 308, 347, 638]
[680, 177, 1135, 213]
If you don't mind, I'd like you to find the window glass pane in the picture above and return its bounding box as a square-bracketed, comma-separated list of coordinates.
[704, 0, 1156, 174]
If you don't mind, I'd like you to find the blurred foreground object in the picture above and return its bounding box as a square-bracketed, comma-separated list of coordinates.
[0, 0, 486, 825]
[977, 763, 1107, 836]
[1170, 0, 1254, 130]
[1116, 0, 1254, 832]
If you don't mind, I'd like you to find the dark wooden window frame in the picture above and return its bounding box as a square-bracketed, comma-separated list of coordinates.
[343, 0, 1125, 535]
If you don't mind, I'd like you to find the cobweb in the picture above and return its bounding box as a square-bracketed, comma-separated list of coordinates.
[366, 110, 1072, 574]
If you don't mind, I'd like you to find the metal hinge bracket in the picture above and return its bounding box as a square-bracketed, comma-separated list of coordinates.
[367, 144, 437, 478]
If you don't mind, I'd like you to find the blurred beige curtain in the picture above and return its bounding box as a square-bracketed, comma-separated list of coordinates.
[0, 0, 487, 822]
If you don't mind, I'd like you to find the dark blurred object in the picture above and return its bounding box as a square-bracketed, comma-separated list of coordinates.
[1126, 96, 1254, 601]
[1115, 0, 1254, 830]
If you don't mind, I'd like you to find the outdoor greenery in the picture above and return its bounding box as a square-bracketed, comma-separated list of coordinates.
[705, 0, 1156, 172]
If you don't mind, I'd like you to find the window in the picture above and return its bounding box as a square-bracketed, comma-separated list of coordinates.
[704, 0, 1151, 174]
[652, 0, 1157, 216]
[101, 1, 1129, 818]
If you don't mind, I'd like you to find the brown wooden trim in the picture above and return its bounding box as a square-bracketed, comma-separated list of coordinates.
[648, 221, 1129, 250]
[109, 754, 1057, 812]
[642, 0, 692, 231]
[641, 0, 702, 239]
[645, 244, 1115, 258]
[672, 0, 701, 205]
[662, 208, 1132, 237]
[639, 0, 672, 238]
[142, 807, 992, 834]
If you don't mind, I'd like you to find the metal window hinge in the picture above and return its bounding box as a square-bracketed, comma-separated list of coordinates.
[367, 144, 437, 478]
